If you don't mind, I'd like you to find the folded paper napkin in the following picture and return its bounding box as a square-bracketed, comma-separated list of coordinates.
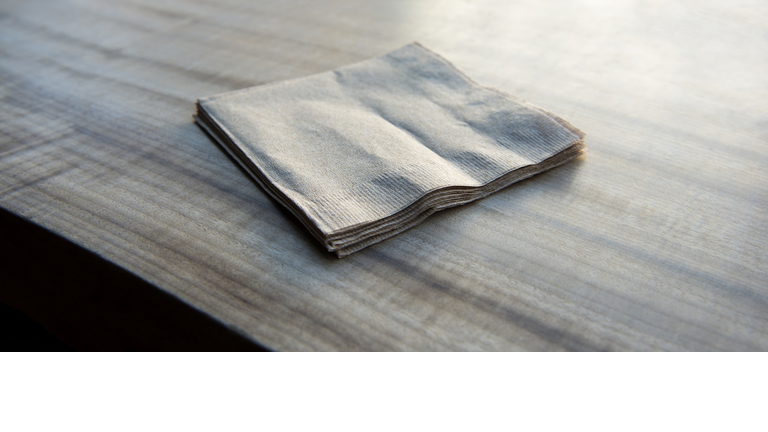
[195, 42, 585, 257]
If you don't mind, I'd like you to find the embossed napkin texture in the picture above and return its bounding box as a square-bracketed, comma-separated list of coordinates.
[195, 42, 585, 257]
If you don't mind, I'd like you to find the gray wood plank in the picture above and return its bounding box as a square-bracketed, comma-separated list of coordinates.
[1, 0, 766, 350]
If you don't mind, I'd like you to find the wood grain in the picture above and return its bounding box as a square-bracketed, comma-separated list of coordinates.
[1, 0, 766, 350]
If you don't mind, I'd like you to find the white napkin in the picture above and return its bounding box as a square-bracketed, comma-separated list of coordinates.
[195, 42, 585, 257]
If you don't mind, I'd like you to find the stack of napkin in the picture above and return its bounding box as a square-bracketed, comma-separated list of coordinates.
[195, 42, 585, 257]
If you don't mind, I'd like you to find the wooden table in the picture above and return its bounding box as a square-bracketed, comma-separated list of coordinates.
[2, 0, 766, 351]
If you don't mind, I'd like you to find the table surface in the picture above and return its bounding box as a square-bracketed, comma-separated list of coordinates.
[2, 0, 766, 351]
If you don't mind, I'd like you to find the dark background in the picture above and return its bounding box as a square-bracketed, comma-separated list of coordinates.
[0, 207, 267, 351]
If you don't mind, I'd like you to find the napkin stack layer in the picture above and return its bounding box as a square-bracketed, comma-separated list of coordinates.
[195, 43, 585, 257]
